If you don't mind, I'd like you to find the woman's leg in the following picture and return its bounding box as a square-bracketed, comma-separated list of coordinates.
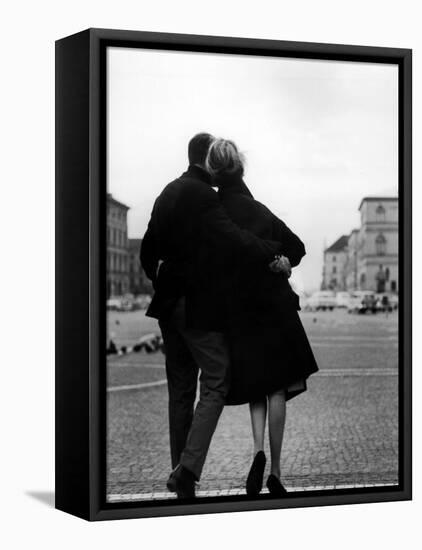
[249, 399, 267, 456]
[268, 390, 287, 478]
[246, 399, 268, 495]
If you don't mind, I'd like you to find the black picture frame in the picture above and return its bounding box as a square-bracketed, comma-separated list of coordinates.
[55, 28, 412, 521]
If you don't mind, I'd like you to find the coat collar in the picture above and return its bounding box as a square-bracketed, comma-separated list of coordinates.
[217, 175, 254, 199]
[182, 164, 213, 186]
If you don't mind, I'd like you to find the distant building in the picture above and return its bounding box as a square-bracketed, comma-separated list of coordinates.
[107, 194, 130, 297]
[321, 196, 398, 294]
[128, 238, 153, 295]
[345, 229, 359, 291]
[322, 235, 349, 291]
[356, 197, 398, 293]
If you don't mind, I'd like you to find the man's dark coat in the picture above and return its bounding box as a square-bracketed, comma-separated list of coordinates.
[140, 165, 283, 331]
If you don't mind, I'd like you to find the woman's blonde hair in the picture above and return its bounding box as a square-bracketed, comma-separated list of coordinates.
[205, 138, 245, 177]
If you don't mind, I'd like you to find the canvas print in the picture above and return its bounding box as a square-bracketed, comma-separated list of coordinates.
[105, 48, 399, 503]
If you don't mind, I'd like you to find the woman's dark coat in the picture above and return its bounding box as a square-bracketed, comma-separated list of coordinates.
[216, 176, 319, 405]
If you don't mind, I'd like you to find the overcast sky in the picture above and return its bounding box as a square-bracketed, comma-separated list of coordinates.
[107, 47, 398, 293]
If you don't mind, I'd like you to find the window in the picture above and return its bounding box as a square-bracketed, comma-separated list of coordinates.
[385, 267, 390, 281]
[391, 281, 397, 292]
[376, 233, 386, 256]
[332, 266, 337, 274]
[332, 256, 336, 262]
[376, 204, 386, 222]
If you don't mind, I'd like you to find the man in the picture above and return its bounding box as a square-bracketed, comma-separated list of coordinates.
[141, 133, 285, 498]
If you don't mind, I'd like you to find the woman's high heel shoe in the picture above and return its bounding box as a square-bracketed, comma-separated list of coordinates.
[266, 474, 288, 497]
[246, 451, 266, 496]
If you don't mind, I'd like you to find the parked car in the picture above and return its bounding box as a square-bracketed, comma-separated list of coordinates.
[106, 297, 122, 311]
[119, 297, 134, 311]
[362, 293, 378, 313]
[306, 291, 337, 311]
[389, 294, 399, 311]
[375, 293, 397, 312]
[133, 294, 152, 310]
[347, 291, 377, 314]
[107, 294, 136, 312]
[336, 291, 351, 308]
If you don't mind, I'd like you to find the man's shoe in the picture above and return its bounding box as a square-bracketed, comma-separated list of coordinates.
[167, 465, 196, 498]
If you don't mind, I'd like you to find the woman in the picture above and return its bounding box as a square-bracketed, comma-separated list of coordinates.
[205, 138, 319, 497]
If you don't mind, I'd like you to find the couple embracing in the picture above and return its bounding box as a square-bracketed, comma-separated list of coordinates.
[141, 133, 318, 499]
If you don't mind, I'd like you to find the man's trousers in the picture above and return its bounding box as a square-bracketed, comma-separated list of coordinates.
[159, 298, 230, 480]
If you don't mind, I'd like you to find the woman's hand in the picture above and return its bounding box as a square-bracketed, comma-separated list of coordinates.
[269, 255, 292, 277]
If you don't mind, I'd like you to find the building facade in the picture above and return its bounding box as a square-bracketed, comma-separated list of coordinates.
[321, 196, 398, 294]
[107, 194, 130, 298]
[128, 238, 153, 295]
[356, 197, 398, 293]
[345, 229, 359, 291]
[322, 235, 349, 291]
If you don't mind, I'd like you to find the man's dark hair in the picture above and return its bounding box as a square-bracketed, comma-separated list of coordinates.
[188, 133, 214, 166]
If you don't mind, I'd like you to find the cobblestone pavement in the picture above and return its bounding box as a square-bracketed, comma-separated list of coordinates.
[106, 309, 399, 501]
